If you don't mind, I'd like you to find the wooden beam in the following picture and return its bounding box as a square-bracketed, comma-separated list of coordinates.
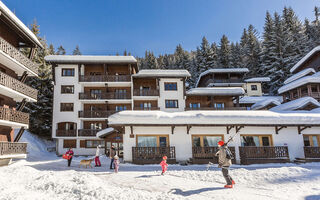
[129, 126, 134, 138]
[226, 125, 234, 134]
[14, 127, 25, 142]
[235, 126, 244, 133]
[171, 125, 175, 135]
[20, 71, 28, 83]
[275, 126, 287, 134]
[187, 125, 192, 134]
[298, 126, 311, 134]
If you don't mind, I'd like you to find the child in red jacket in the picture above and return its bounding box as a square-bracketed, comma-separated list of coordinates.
[160, 156, 168, 175]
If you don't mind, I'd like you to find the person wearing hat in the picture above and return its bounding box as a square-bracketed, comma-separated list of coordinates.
[113, 155, 120, 173]
[160, 156, 168, 175]
[95, 145, 102, 167]
[215, 140, 235, 188]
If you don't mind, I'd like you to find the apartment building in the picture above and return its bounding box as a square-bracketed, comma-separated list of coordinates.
[0, 2, 43, 165]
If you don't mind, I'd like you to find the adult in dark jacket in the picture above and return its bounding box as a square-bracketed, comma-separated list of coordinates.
[66, 148, 74, 167]
[215, 141, 235, 188]
[109, 145, 116, 169]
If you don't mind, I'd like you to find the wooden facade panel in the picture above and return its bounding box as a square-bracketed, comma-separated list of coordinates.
[0, 20, 20, 47]
[63, 139, 77, 148]
[133, 78, 157, 89]
[80, 140, 86, 148]
[186, 96, 234, 108]
[296, 51, 320, 73]
[107, 104, 132, 110]
[84, 64, 105, 75]
[83, 87, 107, 93]
[0, 125, 13, 142]
[84, 104, 108, 111]
[0, 94, 16, 108]
[107, 65, 131, 75]
[133, 100, 158, 107]
[0, 63, 18, 78]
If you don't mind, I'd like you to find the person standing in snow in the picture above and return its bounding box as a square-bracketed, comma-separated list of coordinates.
[113, 155, 120, 173]
[160, 156, 168, 175]
[66, 148, 74, 167]
[109, 145, 116, 169]
[95, 145, 102, 167]
[215, 141, 235, 188]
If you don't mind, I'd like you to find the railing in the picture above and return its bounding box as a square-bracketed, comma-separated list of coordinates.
[0, 106, 29, 125]
[0, 71, 37, 100]
[186, 107, 246, 111]
[213, 79, 242, 83]
[56, 130, 77, 137]
[78, 110, 117, 118]
[133, 107, 160, 111]
[304, 147, 320, 158]
[132, 146, 176, 164]
[79, 92, 131, 100]
[0, 142, 27, 155]
[0, 36, 38, 75]
[192, 146, 236, 163]
[239, 146, 289, 164]
[78, 129, 100, 137]
[301, 92, 320, 99]
[79, 75, 131, 82]
[133, 89, 159, 96]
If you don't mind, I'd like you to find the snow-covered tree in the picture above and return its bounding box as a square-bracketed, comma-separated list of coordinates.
[56, 45, 66, 55]
[72, 45, 82, 55]
[218, 35, 231, 68]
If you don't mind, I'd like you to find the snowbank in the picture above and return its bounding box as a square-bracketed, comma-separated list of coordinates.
[270, 97, 320, 112]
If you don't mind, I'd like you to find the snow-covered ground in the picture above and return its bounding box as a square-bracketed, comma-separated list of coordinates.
[1, 133, 320, 200]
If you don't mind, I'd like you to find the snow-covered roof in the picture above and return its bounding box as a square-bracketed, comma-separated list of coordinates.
[0, 1, 43, 48]
[251, 98, 281, 110]
[311, 107, 320, 113]
[44, 55, 137, 64]
[284, 68, 316, 85]
[239, 96, 283, 104]
[290, 46, 320, 73]
[187, 87, 245, 96]
[132, 70, 191, 78]
[245, 77, 271, 83]
[96, 128, 115, 138]
[278, 72, 320, 94]
[196, 68, 248, 87]
[270, 97, 320, 112]
[108, 110, 320, 125]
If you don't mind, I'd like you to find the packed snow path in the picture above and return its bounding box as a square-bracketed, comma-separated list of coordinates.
[1, 155, 320, 200]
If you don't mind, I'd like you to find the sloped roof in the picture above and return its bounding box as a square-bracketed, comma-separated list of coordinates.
[251, 98, 281, 110]
[245, 77, 270, 83]
[44, 55, 137, 64]
[239, 96, 283, 104]
[132, 70, 191, 78]
[270, 97, 320, 112]
[284, 68, 316, 85]
[278, 72, 320, 94]
[290, 46, 320, 73]
[187, 87, 245, 96]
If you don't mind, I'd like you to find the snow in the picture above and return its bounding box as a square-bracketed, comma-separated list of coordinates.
[311, 107, 320, 113]
[290, 45, 320, 73]
[278, 72, 320, 94]
[239, 96, 283, 104]
[108, 110, 320, 125]
[244, 77, 271, 82]
[44, 55, 137, 64]
[0, 1, 43, 48]
[132, 70, 191, 78]
[270, 97, 320, 112]
[96, 127, 115, 138]
[251, 98, 281, 110]
[186, 87, 245, 96]
[284, 68, 316, 84]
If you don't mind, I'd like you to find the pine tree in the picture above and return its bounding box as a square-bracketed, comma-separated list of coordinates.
[56, 45, 66, 55]
[218, 35, 231, 68]
[229, 42, 242, 68]
[72, 45, 82, 55]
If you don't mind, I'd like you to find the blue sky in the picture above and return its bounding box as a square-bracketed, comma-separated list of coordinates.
[2, 0, 318, 57]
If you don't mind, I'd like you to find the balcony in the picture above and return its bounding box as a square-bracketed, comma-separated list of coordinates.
[133, 89, 159, 96]
[192, 146, 236, 164]
[56, 130, 77, 137]
[133, 107, 160, 111]
[301, 92, 320, 100]
[79, 75, 131, 82]
[0, 106, 29, 126]
[239, 146, 290, 165]
[0, 36, 38, 76]
[186, 107, 246, 111]
[132, 146, 176, 164]
[79, 92, 131, 100]
[78, 110, 117, 118]
[78, 129, 100, 137]
[304, 147, 320, 159]
[0, 71, 37, 101]
[0, 142, 27, 157]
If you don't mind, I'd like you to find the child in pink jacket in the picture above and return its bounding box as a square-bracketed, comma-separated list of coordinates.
[160, 156, 168, 175]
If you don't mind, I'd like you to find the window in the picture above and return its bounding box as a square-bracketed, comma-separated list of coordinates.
[61, 85, 74, 94]
[62, 69, 74, 76]
[164, 82, 177, 91]
[311, 85, 319, 93]
[90, 122, 102, 130]
[189, 103, 200, 109]
[115, 89, 127, 99]
[165, 100, 178, 108]
[90, 89, 102, 99]
[85, 140, 105, 148]
[303, 135, 320, 147]
[63, 139, 76, 148]
[251, 85, 258, 91]
[241, 135, 272, 147]
[65, 122, 76, 130]
[214, 103, 225, 109]
[116, 105, 127, 111]
[192, 135, 223, 147]
[137, 135, 169, 147]
[140, 102, 151, 110]
[60, 103, 74, 112]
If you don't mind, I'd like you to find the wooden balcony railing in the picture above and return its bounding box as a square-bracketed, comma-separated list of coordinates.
[133, 89, 159, 96]
[133, 107, 160, 111]
[186, 107, 246, 111]
[79, 75, 131, 82]
[79, 92, 131, 100]
[0, 142, 27, 155]
[239, 146, 289, 165]
[301, 92, 320, 99]
[304, 147, 320, 158]
[0, 71, 37, 100]
[78, 129, 100, 137]
[192, 146, 236, 163]
[56, 130, 77, 137]
[0, 36, 38, 75]
[78, 110, 117, 118]
[132, 146, 176, 164]
[0, 106, 29, 125]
